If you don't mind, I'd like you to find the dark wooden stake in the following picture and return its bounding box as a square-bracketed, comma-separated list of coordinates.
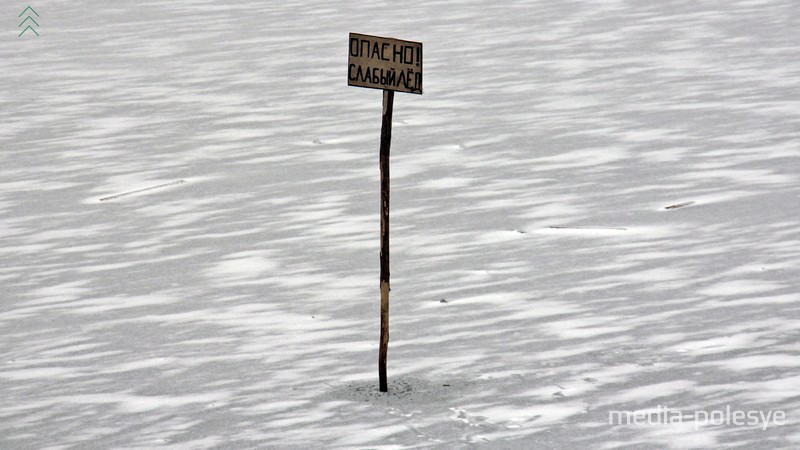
[379, 89, 394, 393]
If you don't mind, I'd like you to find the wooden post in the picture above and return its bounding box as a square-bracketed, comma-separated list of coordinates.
[348, 32, 421, 393]
[378, 89, 394, 392]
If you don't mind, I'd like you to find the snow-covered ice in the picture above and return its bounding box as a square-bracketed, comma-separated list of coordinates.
[2, 0, 799, 448]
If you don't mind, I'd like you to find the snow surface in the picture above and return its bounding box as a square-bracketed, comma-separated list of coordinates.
[2, 0, 800, 448]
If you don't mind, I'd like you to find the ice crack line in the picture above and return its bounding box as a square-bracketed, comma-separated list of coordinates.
[99, 180, 186, 202]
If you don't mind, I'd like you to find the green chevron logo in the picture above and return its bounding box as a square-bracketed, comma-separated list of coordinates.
[18, 5, 40, 37]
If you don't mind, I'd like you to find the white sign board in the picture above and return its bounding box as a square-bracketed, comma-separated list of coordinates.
[348, 33, 423, 94]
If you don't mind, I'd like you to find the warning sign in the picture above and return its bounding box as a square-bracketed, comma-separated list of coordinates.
[348, 33, 423, 94]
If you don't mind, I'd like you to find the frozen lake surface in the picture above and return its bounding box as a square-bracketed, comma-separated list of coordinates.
[2, 0, 799, 448]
